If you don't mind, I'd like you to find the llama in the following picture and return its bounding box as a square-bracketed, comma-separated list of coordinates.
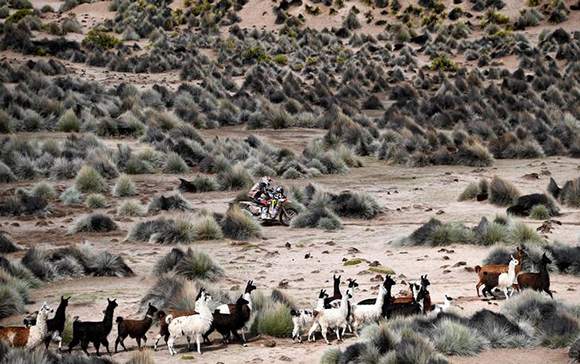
[382, 276, 421, 318]
[497, 256, 519, 300]
[476, 247, 523, 297]
[352, 284, 387, 336]
[45, 295, 70, 350]
[115, 303, 158, 352]
[211, 280, 256, 343]
[308, 288, 352, 344]
[290, 289, 328, 343]
[68, 298, 118, 356]
[154, 286, 208, 351]
[323, 275, 341, 308]
[434, 295, 453, 313]
[166, 288, 213, 356]
[517, 253, 553, 298]
[203, 296, 250, 346]
[0, 302, 52, 348]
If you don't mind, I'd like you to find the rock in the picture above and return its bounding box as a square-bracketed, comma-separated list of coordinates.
[443, 256, 450, 260]
[311, 270, 320, 273]
[369, 260, 381, 267]
[322, 250, 329, 254]
[305, 253, 311, 259]
[473, 217, 489, 236]
[464, 266, 475, 272]
[453, 261, 467, 267]
[278, 280, 289, 288]
[442, 269, 451, 274]
[348, 247, 361, 254]
[370, 274, 384, 282]
[264, 340, 276, 348]
[325, 241, 336, 246]
[285, 242, 291, 248]
[436, 210, 445, 215]
[280, 356, 292, 362]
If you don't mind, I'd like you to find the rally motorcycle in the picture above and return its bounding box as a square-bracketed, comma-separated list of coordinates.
[238, 187, 298, 226]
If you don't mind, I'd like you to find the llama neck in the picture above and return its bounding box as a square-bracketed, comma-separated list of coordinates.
[197, 302, 213, 322]
[333, 282, 340, 297]
[243, 292, 252, 311]
[508, 262, 517, 280]
[315, 297, 325, 311]
[54, 304, 66, 320]
[103, 307, 115, 326]
[34, 312, 48, 333]
[375, 287, 385, 308]
[339, 292, 349, 315]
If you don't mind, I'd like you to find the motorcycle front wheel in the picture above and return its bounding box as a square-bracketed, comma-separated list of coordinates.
[279, 208, 298, 226]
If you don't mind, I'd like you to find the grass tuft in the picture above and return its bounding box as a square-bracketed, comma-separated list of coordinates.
[489, 176, 521, 206]
[117, 200, 144, 216]
[75, 166, 108, 193]
[85, 193, 108, 208]
[220, 205, 263, 240]
[113, 174, 137, 197]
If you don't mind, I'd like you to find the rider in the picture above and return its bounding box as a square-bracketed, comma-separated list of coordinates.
[248, 176, 273, 219]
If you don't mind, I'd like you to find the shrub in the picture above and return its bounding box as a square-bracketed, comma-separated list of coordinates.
[318, 216, 344, 230]
[508, 220, 543, 244]
[87, 251, 134, 277]
[560, 178, 580, 207]
[431, 55, 458, 72]
[256, 302, 294, 337]
[113, 174, 137, 197]
[482, 245, 512, 266]
[217, 165, 253, 191]
[82, 29, 122, 50]
[291, 207, 343, 230]
[174, 249, 225, 281]
[530, 205, 550, 220]
[458, 182, 480, 201]
[333, 191, 381, 219]
[192, 215, 223, 240]
[0, 163, 16, 183]
[162, 152, 189, 174]
[147, 193, 191, 213]
[282, 167, 302, 179]
[489, 176, 520, 206]
[57, 109, 81, 132]
[433, 319, 489, 355]
[220, 205, 263, 240]
[75, 166, 108, 193]
[117, 200, 144, 217]
[51, 157, 82, 180]
[478, 222, 508, 245]
[85, 193, 107, 208]
[0, 284, 25, 319]
[5, 9, 33, 23]
[152, 215, 196, 245]
[60, 187, 83, 205]
[126, 349, 154, 364]
[0, 233, 19, 254]
[68, 213, 117, 233]
[31, 181, 56, 201]
[124, 158, 155, 175]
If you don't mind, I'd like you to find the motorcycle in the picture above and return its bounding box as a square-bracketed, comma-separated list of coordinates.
[238, 188, 298, 226]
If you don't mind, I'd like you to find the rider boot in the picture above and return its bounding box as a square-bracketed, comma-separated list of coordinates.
[260, 207, 268, 220]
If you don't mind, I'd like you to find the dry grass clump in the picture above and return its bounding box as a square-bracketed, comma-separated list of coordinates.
[75, 165, 108, 193]
[220, 204, 263, 240]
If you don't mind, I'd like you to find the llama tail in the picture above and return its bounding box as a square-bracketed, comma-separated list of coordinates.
[474, 265, 482, 274]
[165, 315, 174, 324]
[116, 316, 123, 324]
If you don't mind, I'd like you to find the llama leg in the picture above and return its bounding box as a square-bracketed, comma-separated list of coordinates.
[231, 330, 246, 346]
[115, 337, 120, 353]
[504, 288, 510, 300]
[292, 324, 300, 343]
[55, 333, 63, 351]
[80, 340, 89, 356]
[167, 338, 175, 356]
[196, 334, 202, 355]
[143, 335, 148, 346]
[101, 338, 111, 355]
[322, 326, 330, 345]
[308, 323, 318, 342]
[186, 336, 191, 351]
[136, 337, 142, 350]
[546, 289, 554, 299]
[94, 341, 101, 356]
[336, 326, 341, 342]
[241, 328, 246, 342]
[476, 281, 482, 297]
[154, 334, 161, 351]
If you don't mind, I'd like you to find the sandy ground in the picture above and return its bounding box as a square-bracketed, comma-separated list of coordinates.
[1, 130, 580, 363]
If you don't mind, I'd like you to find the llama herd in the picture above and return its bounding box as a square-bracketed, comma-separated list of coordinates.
[0, 247, 556, 357]
[474, 247, 553, 300]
